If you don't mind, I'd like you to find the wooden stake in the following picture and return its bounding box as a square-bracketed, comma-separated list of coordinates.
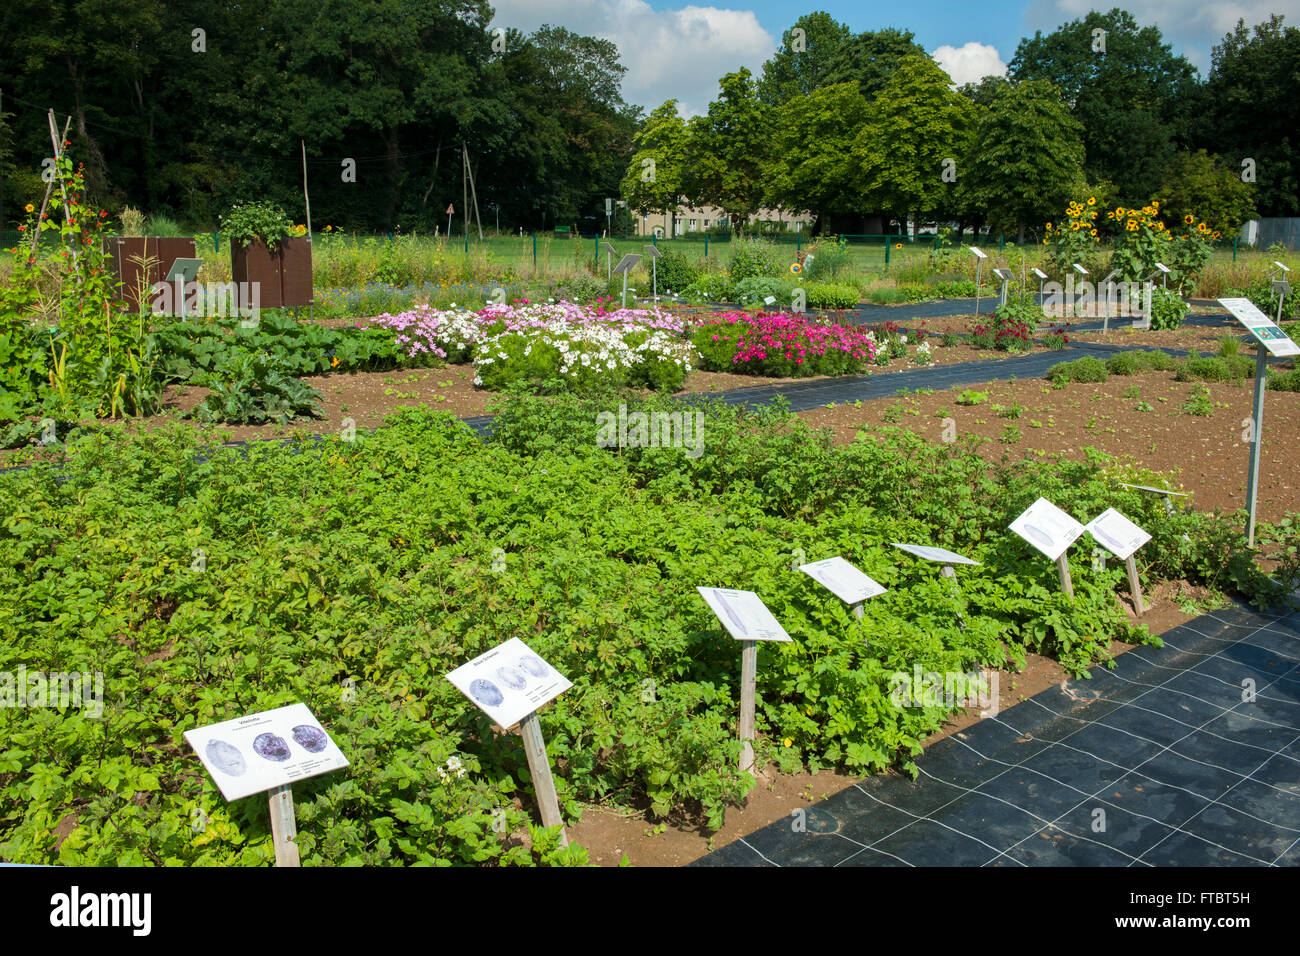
[738, 639, 758, 773]
[268, 784, 300, 867]
[1056, 553, 1074, 598]
[31, 115, 71, 257]
[1125, 555, 1145, 615]
[518, 711, 568, 846]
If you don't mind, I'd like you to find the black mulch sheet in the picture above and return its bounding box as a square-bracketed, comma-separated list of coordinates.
[691, 601, 1300, 867]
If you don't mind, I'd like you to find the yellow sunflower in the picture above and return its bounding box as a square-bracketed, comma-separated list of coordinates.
[1184, 214, 1195, 225]
[24, 203, 34, 213]
[1087, 197, 1096, 205]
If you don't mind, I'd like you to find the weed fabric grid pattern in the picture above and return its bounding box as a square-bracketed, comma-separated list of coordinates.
[691, 601, 1300, 867]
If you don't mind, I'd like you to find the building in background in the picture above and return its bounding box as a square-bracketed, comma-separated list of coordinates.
[634, 204, 815, 237]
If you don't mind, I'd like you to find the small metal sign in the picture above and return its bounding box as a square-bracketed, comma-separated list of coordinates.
[969, 246, 988, 259]
[643, 244, 661, 259]
[1031, 268, 1048, 279]
[612, 253, 641, 276]
[992, 268, 1014, 281]
[1273, 279, 1291, 297]
[1154, 262, 1171, 274]
[601, 241, 617, 256]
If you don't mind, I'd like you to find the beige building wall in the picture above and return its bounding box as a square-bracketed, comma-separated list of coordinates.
[633, 204, 814, 237]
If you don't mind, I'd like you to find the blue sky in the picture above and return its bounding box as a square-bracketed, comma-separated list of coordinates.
[487, 0, 1300, 115]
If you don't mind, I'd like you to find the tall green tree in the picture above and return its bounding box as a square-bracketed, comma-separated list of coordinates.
[960, 80, 1085, 242]
[1009, 7, 1199, 204]
[756, 12, 854, 105]
[1153, 150, 1257, 236]
[823, 28, 929, 98]
[764, 82, 869, 229]
[852, 55, 976, 232]
[1200, 15, 1300, 217]
[685, 69, 772, 233]
[620, 101, 688, 237]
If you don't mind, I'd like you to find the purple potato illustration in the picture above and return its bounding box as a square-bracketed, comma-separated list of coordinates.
[252, 732, 292, 762]
[518, 656, 547, 679]
[496, 665, 527, 691]
[713, 591, 749, 635]
[292, 724, 329, 753]
[470, 678, 504, 708]
[205, 739, 247, 777]
[1021, 523, 1057, 551]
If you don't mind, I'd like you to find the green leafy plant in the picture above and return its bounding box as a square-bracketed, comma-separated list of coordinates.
[220, 201, 295, 249]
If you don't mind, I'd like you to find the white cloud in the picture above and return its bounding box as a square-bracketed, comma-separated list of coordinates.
[489, 0, 776, 116]
[1023, 0, 1300, 73]
[931, 42, 1008, 87]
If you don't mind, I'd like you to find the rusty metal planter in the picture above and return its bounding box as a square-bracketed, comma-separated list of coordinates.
[231, 237, 313, 311]
[103, 237, 197, 312]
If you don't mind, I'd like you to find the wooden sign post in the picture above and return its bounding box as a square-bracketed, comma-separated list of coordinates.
[1009, 498, 1085, 600]
[737, 640, 758, 773]
[269, 784, 301, 867]
[697, 587, 793, 775]
[446, 637, 573, 843]
[1055, 554, 1074, 598]
[798, 556, 886, 632]
[519, 711, 568, 846]
[1085, 507, 1153, 617]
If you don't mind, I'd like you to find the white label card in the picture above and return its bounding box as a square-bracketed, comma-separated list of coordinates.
[890, 542, 981, 566]
[969, 246, 988, 259]
[1009, 497, 1085, 561]
[1218, 297, 1300, 357]
[184, 703, 349, 802]
[1117, 482, 1188, 497]
[1086, 508, 1151, 560]
[697, 587, 793, 642]
[800, 557, 887, 604]
[446, 637, 572, 731]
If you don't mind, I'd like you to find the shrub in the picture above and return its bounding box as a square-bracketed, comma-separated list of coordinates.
[802, 282, 859, 310]
[803, 237, 852, 280]
[681, 276, 735, 303]
[1148, 288, 1190, 330]
[940, 330, 961, 348]
[1227, 277, 1300, 322]
[1047, 356, 1108, 385]
[1267, 368, 1300, 391]
[867, 287, 907, 305]
[1105, 350, 1174, 375]
[935, 279, 976, 298]
[728, 237, 786, 282]
[899, 284, 939, 303]
[733, 276, 793, 307]
[1175, 352, 1253, 383]
[654, 247, 701, 291]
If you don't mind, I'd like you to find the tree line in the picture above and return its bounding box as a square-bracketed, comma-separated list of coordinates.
[0, 4, 1294, 236]
[624, 8, 1296, 240]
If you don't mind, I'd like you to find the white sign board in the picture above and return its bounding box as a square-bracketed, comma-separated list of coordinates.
[993, 268, 1015, 281]
[1031, 268, 1048, 279]
[1086, 508, 1151, 561]
[890, 542, 980, 566]
[763, 295, 777, 305]
[969, 246, 988, 259]
[697, 587, 792, 642]
[1009, 497, 1085, 561]
[447, 637, 571, 730]
[800, 557, 887, 605]
[1218, 297, 1300, 357]
[1117, 482, 1188, 497]
[184, 703, 349, 802]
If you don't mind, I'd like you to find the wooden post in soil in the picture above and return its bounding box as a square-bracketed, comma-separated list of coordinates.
[1056, 553, 1075, 599]
[738, 639, 758, 773]
[1125, 556, 1145, 615]
[268, 784, 300, 867]
[519, 710, 568, 846]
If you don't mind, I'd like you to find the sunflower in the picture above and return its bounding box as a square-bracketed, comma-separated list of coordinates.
[1184, 214, 1195, 225]
[1127, 219, 1137, 231]
[1197, 222, 1209, 233]
[1090, 228, 1097, 236]
[24, 203, 34, 213]
[1046, 222, 1053, 230]
[1087, 197, 1096, 205]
